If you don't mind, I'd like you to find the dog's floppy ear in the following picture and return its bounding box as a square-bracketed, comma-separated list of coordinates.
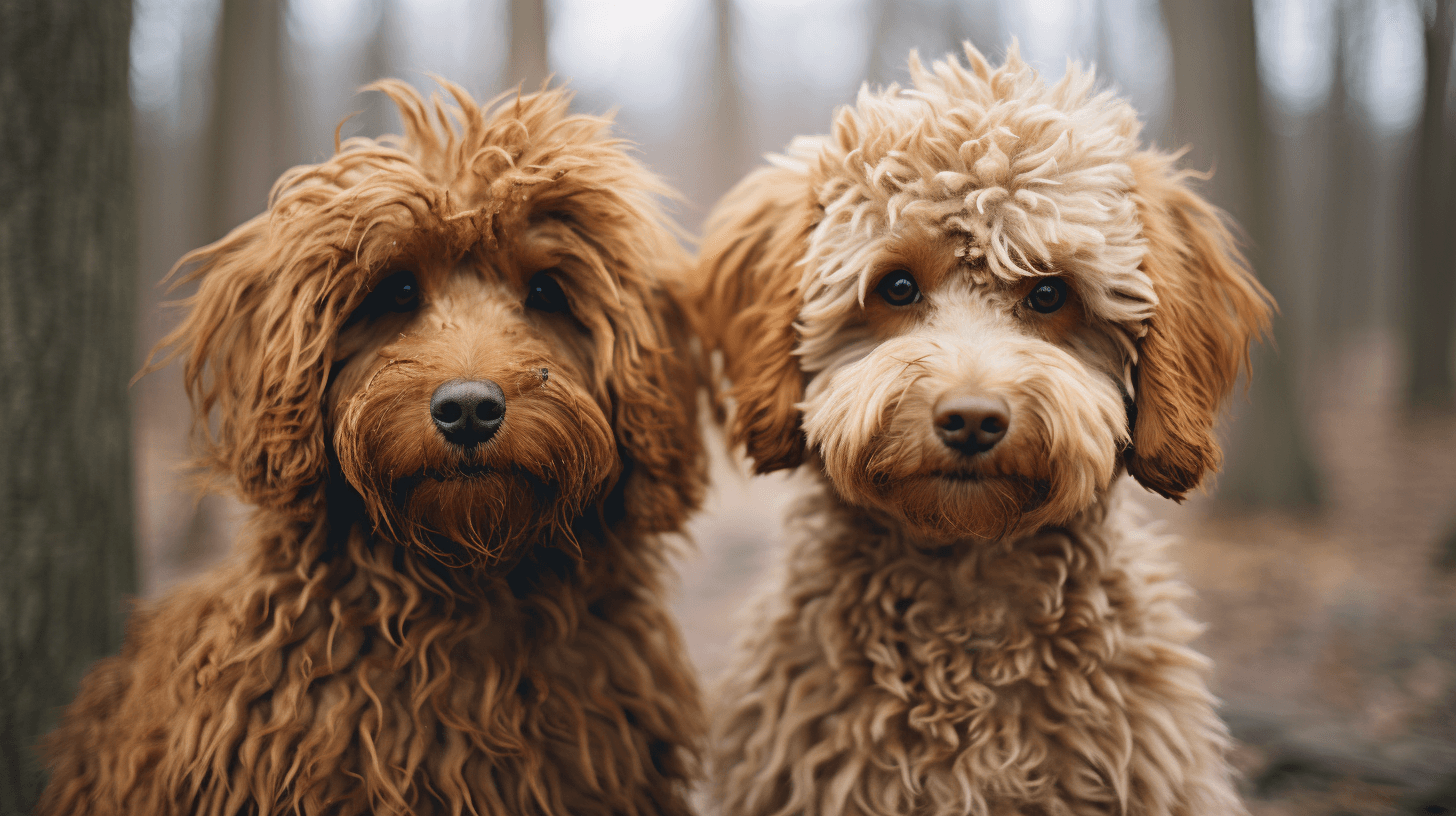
[1124, 151, 1272, 500]
[695, 163, 817, 474]
[603, 275, 708, 535]
[154, 214, 347, 516]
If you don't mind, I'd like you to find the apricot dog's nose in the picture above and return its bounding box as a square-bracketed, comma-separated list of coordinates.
[933, 391, 1010, 455]
[431, 379, 506, 447]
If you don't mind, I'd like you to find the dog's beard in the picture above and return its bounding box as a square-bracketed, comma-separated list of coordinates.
[383, 467, 569, 568]
[333, 367, 617, 569]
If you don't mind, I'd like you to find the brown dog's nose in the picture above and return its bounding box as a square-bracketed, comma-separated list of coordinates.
[933, 391, 1010, 455]
[431, 379, 506, 448]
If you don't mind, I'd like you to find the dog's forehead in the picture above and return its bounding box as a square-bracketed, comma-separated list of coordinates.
[289, 98, 673, 282]
[793, 62, 1164, 334]
[799, 184, 1156, 332]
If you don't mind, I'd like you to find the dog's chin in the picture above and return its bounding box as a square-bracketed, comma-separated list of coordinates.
[409, 470, 570, 567]
[819, 424, 1110, 542]
[822, 443, 1068, 542]
[336, 393, 620, 569]
[352, 460, 609, 571]
[853, 471, 1053, 542]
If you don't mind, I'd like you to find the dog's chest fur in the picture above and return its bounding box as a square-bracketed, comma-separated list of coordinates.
[42, 519, 698, 816]
[714, 481, 1241, 816]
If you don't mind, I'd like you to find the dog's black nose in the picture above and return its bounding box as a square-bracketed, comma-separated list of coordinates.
[430, 379, 506, 447]
[933, 391, 1010, 455]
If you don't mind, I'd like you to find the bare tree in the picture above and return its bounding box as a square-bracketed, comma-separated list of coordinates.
[1405, 0, 1456, 410]
[0, 0, 137, 810]
[867, 0, 992, 86]
[357, 0, 399, 140]
[1094, 0, 1113, 78]
[508, 0, 550, 90]
[1316, 0, 1379, 343]
[205, 0, 294, 240]
[1160, 0, 1322, 509]
[704, 0, 751, 206]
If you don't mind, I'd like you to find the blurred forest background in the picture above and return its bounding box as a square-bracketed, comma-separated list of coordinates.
[3, 0, 1455, 813]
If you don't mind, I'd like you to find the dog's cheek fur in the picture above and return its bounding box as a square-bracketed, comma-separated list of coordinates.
[695, 163, 819, 474]
[1124, 151, 1272, 500]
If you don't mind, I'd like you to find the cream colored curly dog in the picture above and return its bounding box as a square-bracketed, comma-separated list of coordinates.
[695, 45, 1270, 816]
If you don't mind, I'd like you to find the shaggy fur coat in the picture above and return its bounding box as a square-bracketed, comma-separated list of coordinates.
[39, 81, 706, 816]
[695, 44, 1269, 816]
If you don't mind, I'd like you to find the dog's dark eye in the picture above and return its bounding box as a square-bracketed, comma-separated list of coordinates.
[876, 270, 921, 306]
[347, 270, 419, 326]
[525, 270, 569, 314]
[373, 270, 419, 312]
[1026, 277, 1068, 314]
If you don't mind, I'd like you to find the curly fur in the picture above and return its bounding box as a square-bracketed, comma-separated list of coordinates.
[695, 45, 1270, 815]
[39, 81, 706, 816]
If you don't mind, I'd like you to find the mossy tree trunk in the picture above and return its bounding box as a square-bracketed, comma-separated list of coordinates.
[0, 1, 137, 812]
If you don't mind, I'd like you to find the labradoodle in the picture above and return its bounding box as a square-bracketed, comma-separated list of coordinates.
[695, 45, 1271, 816]
[39, 81, 705, 816]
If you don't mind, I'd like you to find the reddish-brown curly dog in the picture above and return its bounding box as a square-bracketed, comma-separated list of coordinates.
[695, 45, 1271, 816]
[39, 81, 706, 816]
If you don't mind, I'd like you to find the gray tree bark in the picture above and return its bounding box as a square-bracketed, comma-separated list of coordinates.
[1405, 0, 1456, 410]
[1161, 0, 1322, 509]
[867, 0, 996, 87]
[0, 1, 137, 811]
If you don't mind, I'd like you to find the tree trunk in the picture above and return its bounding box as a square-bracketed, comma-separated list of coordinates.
[358, 0, 397, 140]
[508, 0, 550, 90]
[1317, 0, 1379, 343]
[1161, 0, 1322, 509]
[0, 1, 137, 811]
[705, 0, 750, 205]
[1405, 0, 1456, 410]
[205, 0, 293, 241]
[867, 0, 995, 86]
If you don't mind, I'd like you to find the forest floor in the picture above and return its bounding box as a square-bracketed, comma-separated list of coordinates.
[137, 333, 1456, 815]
